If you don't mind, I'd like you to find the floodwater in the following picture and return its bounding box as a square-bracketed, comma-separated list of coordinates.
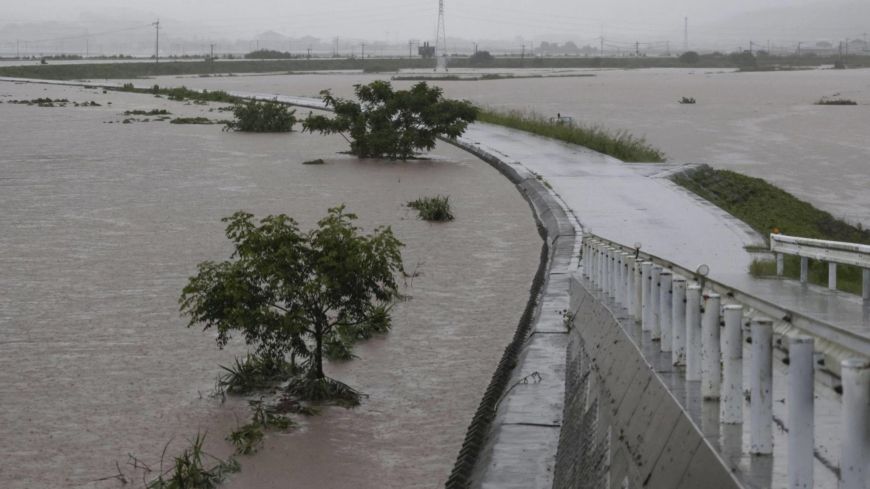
[154, 67, 870, 226]
[0, 82, 541, 488]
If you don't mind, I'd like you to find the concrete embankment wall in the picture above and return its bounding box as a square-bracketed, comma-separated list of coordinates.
[555, 275, 742, 489]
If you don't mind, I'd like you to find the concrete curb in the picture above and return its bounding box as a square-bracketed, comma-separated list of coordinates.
[444, 136, 581, 489]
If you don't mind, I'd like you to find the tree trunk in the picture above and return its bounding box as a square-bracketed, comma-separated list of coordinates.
[311, 324, 324, 380]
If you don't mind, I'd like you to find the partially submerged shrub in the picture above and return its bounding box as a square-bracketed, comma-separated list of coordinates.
[815, 98, 857, 106]
[147, 433, 239, 489]
[225, 99, 296, 132]
[219, 354, 296, 394]
[227, 399, 294, 455]
[679, 97, 696, 104]
[407, 195, 455, 221]
[170, 117, 214, 125]
[125, 109, 171, 116]
[302, 158, 325, 165]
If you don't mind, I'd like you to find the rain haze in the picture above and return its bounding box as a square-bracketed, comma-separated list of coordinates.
[2, 0, 868, 45]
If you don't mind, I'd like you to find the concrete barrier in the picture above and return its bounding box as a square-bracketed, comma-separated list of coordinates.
[554, 275, 742, 489]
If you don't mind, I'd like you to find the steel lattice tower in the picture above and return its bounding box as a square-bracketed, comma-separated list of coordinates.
[435, 0, 447, 56]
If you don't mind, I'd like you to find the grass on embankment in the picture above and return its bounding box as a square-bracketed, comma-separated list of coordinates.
[672, 164, 870, 294]
[477, 109, 666, 163]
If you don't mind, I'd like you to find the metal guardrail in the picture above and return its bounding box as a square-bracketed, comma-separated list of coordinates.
[581, 233, 870, 489]
[770, 233, 870, 299]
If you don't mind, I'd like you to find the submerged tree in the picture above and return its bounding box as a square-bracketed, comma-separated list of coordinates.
[302, 81, 477, 160]
[179, 206, 404, 404]
[224, 99, 296, 132]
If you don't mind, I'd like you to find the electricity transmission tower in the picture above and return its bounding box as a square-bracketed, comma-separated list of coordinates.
[435, 0, 447, 57]
[153, 20, 160, 63]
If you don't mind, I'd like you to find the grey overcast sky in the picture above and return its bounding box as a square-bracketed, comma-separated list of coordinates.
[0, 0, 847, 41]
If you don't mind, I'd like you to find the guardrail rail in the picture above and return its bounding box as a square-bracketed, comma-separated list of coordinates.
[770, 233, 870, 300]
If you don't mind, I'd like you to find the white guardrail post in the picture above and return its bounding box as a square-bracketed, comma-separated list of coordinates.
[839, 358, 870, 489]
[686, 284, 703, 381]
[671, 277, 687, 365]
[641, 262, 653, 332]
[660, 272, 673, 353]
[788, 337, 815, 489]
[651, 266, 663, 341]
[701, 293, 722, 400]
[829, 262, 838, 290]
[751, 319, 774, 455]
[625, 254, 635, 314]
[632, 257, 643, 322]
[721, 305, 743, 424]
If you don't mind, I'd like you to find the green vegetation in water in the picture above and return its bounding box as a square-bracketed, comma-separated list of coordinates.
[815, 98, 858, 106]
[477, 108, 666, 163]
[7, 97, 70, 107]
[227, 399, 294, 455]
[672, 164, 870, 294]
[170, 117, 215, 125]
[303, 81, 477, 160]
[679, 97, 696, 104]
[125, 109, 171, 116]
[147, 433, 240, 489]
[302, 158, 325, 165]
[407, 195, 455, 222]
[224, 99, 296, 132]
[119, 83, 242, 105]
[218, 354, 296, 395]
[180, 206, 404, 406]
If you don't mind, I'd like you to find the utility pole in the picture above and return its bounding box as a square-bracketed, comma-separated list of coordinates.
[409, 40, 413, 58]
[684, 17, 688, 52]
[361, 42, 365, 59]
[797, 42, 802, 56]
[16, 39, 20, 59]
[307, 47, 311, 59]
[152, 20, 160, 63]
[635, 41, 640, 56]
[521, 43, 525, 59]
[600, 36, 604, 56]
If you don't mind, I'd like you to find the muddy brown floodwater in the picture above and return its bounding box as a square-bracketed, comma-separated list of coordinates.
[0, 82, 540, 488]
[157, 67, 870, 226]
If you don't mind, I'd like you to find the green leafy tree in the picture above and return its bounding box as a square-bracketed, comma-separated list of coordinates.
[179, 206, 404, 403]
[225, 99, 296, 132]
[678, 51, 700, 64]
[302, 81, 478, 160]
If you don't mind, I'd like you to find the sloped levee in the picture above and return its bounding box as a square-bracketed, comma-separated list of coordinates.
[556, 274, 743, 489]
[444, 138, 578, 489]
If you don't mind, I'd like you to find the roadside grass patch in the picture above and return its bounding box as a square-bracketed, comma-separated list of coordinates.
[673, 164, 870, 294]
[407, 195, 455, 221]
[477, 108, 666, 163]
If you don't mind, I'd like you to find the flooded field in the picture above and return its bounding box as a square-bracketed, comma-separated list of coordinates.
[157, 67, 870, 226]
[0, 81, 541, 488]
